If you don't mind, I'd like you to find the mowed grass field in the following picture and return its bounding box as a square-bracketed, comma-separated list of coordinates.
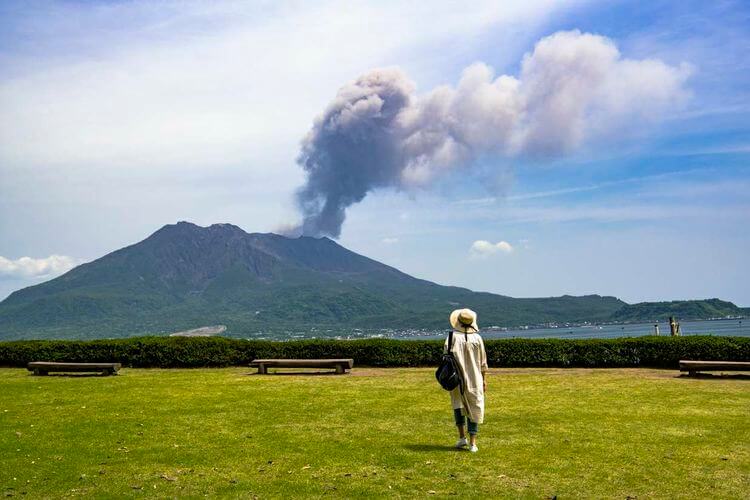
[0, 367, 748, 499]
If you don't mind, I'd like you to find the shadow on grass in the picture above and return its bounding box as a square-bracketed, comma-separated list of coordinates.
[677, 373, 750, 380]
[403, 443, 460, 453]
[31, 373, 114, 378]
[245, 371, 343, 376]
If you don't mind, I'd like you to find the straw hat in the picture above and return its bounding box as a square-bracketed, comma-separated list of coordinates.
[450, 308, 478, 333]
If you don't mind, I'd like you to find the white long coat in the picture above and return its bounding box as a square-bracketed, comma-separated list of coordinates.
[444, 330, 488, 424]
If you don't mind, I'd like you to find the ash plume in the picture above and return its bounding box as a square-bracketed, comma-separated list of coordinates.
[294, 30, 691, 238]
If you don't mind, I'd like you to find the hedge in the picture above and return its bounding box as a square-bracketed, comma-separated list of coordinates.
[0, 335, 748, 369]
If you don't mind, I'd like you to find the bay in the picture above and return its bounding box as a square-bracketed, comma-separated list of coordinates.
[249, 317, 748, 340]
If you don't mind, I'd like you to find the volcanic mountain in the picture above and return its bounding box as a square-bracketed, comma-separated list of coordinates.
[0, 221, 708, 340]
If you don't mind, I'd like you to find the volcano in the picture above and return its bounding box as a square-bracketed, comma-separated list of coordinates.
[0, 221, 631, 339]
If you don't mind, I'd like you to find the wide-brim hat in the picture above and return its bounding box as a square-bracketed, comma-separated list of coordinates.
[450, 308, 478, 333]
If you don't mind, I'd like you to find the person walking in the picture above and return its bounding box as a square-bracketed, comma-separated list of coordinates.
[446, 308, 488, 452]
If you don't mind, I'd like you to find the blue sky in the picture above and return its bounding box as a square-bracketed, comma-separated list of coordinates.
[0, 0, 748, 305]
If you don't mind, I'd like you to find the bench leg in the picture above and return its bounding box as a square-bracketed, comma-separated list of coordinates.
[335, 364, 345, 374]
[257, 364, 267, 375]
[33, 369, 48, 376]
[688, 370, 697, 377]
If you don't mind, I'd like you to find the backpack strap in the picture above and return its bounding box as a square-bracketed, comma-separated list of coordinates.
[446, 330, 465, 394]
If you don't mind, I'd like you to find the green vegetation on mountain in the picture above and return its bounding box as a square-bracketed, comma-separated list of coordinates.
[0, 222, 743, 340]
[609, 299, 747, 323]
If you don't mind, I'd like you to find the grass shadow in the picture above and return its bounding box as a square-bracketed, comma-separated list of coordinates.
[677, 373, 750, 380]
[245, 371, 344, 376]
[31, 373, 115, 378]
[403, 443, 461, 453]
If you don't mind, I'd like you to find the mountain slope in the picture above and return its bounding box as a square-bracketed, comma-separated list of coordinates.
[0, 222, 733, 340]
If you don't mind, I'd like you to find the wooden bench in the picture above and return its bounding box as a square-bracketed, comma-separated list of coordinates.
[680, 360, 750, 376]
[27, 362, 121, 376]
[250, 359, 353, 374]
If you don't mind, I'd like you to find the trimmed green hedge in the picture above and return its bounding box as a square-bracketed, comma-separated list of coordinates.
[0, 335, 748, 369]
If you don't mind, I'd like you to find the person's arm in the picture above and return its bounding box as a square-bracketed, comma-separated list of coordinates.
[480, 337, 488, 392]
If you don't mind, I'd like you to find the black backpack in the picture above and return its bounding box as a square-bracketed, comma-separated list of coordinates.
[435, 330, 464, 393]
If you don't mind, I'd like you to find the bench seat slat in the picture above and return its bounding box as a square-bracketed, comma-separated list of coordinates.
[27, 362, 121, 375]
[28, 362, 122, 369]
[679, 360, 750, 371]
[250, 359, 353, 368]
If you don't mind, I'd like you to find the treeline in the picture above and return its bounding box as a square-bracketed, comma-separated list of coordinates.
[0, 336, 748, 369]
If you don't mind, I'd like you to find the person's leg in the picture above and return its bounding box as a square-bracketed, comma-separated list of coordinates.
[467, 419, 478, 447]
[453, 408, 466, 439]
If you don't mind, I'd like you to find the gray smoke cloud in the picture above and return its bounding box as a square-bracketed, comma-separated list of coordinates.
[294, 30, 691, 238]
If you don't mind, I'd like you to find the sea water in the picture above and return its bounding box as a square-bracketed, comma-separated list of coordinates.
[431, 317, 749, 340]
[246, 318, 748, 340]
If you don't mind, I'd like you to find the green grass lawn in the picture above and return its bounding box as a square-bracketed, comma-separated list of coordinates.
[0, 367, 748, 498]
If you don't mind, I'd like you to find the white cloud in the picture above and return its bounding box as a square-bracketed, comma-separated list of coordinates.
[469, 240, 514, 258]
[0, 0, 572, 175]
[399, 30, 691, 185]
[0, 0, 588, 247]
[0, 255, 81, 280]
[381, 237, 399, 245]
